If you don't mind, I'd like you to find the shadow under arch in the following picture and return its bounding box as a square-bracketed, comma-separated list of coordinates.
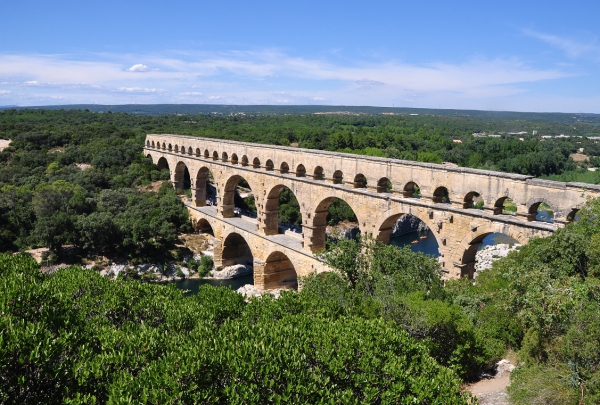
[261, 251, 298, 290]
[433, 186, 450, 203]
[220, 232, 254, 268]
[193, 218, 215, 235]
[174, 161, 191, 194]
[263, 184, 303, 236]
[309, 196, 361, 252]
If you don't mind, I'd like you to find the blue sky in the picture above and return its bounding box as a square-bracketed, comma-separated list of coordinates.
[2, 0, 600, 112]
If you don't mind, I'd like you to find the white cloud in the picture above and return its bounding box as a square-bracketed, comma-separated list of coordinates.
[0, 90, 11, 95]
[0, 49, 585, 111]
[126, 63, 151, 72]
[117, 87, 160, 93]
[523, 29, 600, 59]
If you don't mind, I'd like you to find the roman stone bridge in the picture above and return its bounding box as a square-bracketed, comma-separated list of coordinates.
[144, 134, 600, 289]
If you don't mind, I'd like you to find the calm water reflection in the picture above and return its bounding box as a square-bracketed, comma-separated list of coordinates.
[174, 273, 254, 294]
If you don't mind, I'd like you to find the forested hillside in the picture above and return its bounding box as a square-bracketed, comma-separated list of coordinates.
[2, 107, 600, 403]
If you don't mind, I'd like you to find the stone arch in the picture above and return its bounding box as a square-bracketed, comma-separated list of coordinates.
[151, 141, 155, 148]
[220, 232, 254, 268]
[194, 166, 215, 207]
[174, 161, 191, 194]
[212, 151, 219, 161]
[241, 155, 249, 166]
[222, 174, 257, 218]
[493, 196, 513, 215]
[181, 146, 186, 154]
[353, 173, 367, 188]
[162, 142, 166, 150]
[222, 151, 229, 162]
[157, 156, 170, 172]
[332, 170, 343, 184]
[263, 184, 303, 236]
[377, 177, 391, 193]
[309, 196, 362, 252]
[193, 217, 214, 235]
[280, 162, 290, 174]
[188, 147, 193, 155]
[231, 153, 239, 165]
[526, 197, 557, 222]
[403, 181, 420, 198]
[261, 251, 298, 290]
[265, 159, 274, 171]
[252, 157, 261, 169]
[313, 166, 324, 181]
[457, 226, 528, 278]
[195, 148, 201, 157]
[433, 186, 450, 203]
[464, 191, 482, 209]
[373, 208, 440, 248]
[168, 143, 172, 151]
[204, 149, 210, 158]
[146, 154, 152, 160]
[146, 140, 150, 147]
[174, 144, 179, 153]
[296, 164, 306, 177]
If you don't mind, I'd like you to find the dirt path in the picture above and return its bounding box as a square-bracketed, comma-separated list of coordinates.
[465, 360, 515, 405]
[0, 139, 11, 151]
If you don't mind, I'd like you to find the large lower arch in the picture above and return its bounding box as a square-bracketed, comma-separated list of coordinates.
[309, 196, 361, 253]
[156, 156, 170, 172]
[194, 167, 216, 207]
[221, 174, 256, 219]
[457, 225, 529, 278]
[174, 161, 191, 194]
[263, 184, 303, 236]
[192, 218, 215, 235]
[258, 251, 298, 290]
[219, 232, 254, 268]
[373, 209, 440, 251]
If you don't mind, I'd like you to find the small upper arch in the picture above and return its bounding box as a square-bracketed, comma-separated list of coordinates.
[241, 155, 249, 166]
[252, 157, 261, 169]
[353, 173, 367, 188]
[222, 152, 229, 162]
[265, 159, 274, 171]
[188, 146, 193, 155]
[204, 149, 210, 158]
[332, 170, 343, 184]
[403, 181, 420, 198]
[296, 164, 306, 177]
[195, 148, 201, 157]
[168, 143, 173, 151]
[231, 153, 239, 165]
[212, 151, 219, 161]
[433, 186, 450, 203]
[174, 145, 179, 153]
[464, 191, 483, 209]
[377, 177, 391, 193]
[280, 162, 290, 174]
[314, 166, 325, 181]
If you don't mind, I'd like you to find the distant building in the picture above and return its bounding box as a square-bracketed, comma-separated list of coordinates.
[472, 132, 486, 137]
[488, 134, 502, 138]
[452, 139, 462, 143]
[532, 130, 538, 136]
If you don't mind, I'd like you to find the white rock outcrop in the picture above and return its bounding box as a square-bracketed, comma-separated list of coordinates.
[210, 264, 252, 279]
[475, 244, 521, 274]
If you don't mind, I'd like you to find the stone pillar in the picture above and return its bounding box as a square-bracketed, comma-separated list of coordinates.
[194, 187, 206, 207]
[260, 196, 280, 235]
[212, 240, 224, 268]
[253, 259, 266, 290]
[218, 204, 235, 218]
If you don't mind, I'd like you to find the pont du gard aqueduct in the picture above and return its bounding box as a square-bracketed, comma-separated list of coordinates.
[145, 134, 600, 289]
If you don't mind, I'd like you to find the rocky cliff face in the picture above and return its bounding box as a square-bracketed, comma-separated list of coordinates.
[391, 214, 429, 237]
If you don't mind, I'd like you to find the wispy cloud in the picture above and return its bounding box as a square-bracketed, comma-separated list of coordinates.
[0, 49, 577, 109]
[523, 29, 600, 58]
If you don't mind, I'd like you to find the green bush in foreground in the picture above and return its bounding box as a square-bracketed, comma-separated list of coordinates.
[0, 254, 471, 404]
